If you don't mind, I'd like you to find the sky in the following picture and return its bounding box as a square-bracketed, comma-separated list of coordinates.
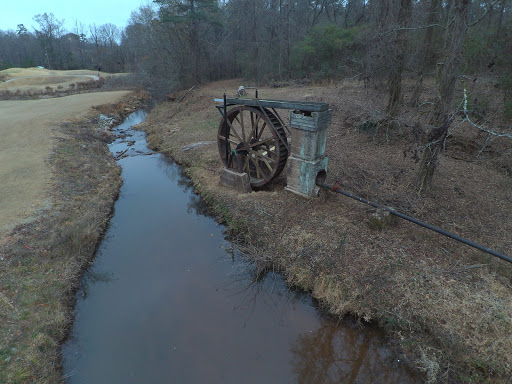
[0, 0, 151, 33]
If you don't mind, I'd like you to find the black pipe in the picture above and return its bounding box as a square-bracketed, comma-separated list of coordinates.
[317, 182, 512, 264]
[223, 93, 228, 168]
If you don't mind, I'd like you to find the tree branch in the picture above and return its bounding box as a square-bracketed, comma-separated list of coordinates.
[468, 0, 501, 27]
[462, 80, 512, 139]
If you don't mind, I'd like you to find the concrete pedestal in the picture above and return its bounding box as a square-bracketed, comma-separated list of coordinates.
[285, 109, 332, 198]
[220, 168, 251, 193]
[284, 155, 328, 197]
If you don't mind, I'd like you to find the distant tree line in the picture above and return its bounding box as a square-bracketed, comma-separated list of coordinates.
[1, 3, 510, 88]
[122, 0, 512, 85]
[0, 13, 124, 73]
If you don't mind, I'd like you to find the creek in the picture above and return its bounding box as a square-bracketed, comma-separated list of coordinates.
[61, 110, 417, 383]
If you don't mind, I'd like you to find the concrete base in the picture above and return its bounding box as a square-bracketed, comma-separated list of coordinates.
[285, 156, 328, 198]
[220, 168, 252, 193]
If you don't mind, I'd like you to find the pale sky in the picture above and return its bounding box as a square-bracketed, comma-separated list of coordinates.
[0, 0, 151, 33]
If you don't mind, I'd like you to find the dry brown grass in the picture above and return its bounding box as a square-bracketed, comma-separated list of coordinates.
[139, 78, 512, 382]
[0, 121, 122, 384]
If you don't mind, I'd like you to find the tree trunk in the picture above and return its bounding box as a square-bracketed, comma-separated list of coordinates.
[190, 0, 201, 83]
[411, 0, 440, 107]
[386, 0, 412, 118]
[415, 0, 470, 193]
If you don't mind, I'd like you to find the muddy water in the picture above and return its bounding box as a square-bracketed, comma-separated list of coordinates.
[62, 111, 417, 383]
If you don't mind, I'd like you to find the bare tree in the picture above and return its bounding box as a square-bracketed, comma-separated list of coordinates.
[73, 20, 88, 67]
[415, 0, 471, 193]
[411, 0, 440, 107]
[386, 0, 412, 118]
[33, 13, 65, 69]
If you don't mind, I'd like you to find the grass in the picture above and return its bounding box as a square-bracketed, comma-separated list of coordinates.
[0, 94, 150, 383]
[0, 68, 138, 100]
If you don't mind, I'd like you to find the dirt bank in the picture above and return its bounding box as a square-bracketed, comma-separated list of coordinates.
[139, 79, 512, 382]
[0, 90, 150, 383]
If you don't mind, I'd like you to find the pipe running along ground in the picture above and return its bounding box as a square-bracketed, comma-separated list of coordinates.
[317, 181, 512, 264]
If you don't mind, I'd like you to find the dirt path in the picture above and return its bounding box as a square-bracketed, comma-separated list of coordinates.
[0, 91, 130, 240]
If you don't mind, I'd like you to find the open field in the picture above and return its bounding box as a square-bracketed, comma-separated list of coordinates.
[0, 90, 130, 240]
[140, 79, 512, 382]
[0, 67, 124, 93]
[0, 68, 104, 80]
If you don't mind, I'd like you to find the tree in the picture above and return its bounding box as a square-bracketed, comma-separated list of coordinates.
[155, 0, 222, 84]
[33, 13, 65, 69]
[385, 0, 412, 118]
[415, 0, 471, 193]
[411, 0, 441, 107]
[16, 24, 28, 36]
[73, 20, 88, 68]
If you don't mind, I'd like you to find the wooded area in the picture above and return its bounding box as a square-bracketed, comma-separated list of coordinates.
[0, 0, 511, 190]
[2, 1, 510, 87]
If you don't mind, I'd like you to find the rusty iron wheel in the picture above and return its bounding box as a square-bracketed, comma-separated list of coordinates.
[218, 106, 289, 188]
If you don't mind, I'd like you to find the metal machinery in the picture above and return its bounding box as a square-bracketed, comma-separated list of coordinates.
[215, 90, 332, 197]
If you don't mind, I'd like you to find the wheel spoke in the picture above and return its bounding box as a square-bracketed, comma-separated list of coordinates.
[252, 150, 274, 172]
[249, 137, 274, 148]
[217, 134, 238, 146]
[240, 110, 246, 142]
[250, 156, 263, 179]
[249, 113, 261, 140]
[257, 122, 267, 140]
[226, 119, 243, 142]
[252, 150, 274, 163]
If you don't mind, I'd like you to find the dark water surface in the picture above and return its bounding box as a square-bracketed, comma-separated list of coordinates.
[62, 111, 417, 383]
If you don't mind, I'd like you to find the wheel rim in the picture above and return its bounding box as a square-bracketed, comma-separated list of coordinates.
[218, 106, 288, 188]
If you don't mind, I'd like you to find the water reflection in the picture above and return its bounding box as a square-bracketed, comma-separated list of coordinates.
[290, 322, 409, 383]
[157, 156, 210, 217]
[156, 156, 194, 191]
[79, 269, 116, 300]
